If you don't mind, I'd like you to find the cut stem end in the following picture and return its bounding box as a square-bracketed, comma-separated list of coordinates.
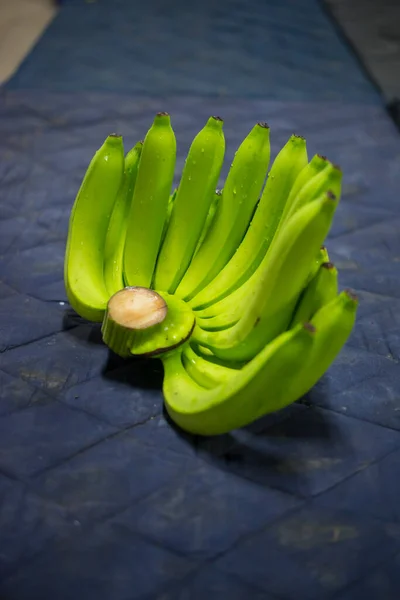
[102, 287, 168, 357]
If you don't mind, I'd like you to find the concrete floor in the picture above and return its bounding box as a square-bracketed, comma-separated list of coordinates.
[0, 0, 56, 84]
[324, 0, 400, 102]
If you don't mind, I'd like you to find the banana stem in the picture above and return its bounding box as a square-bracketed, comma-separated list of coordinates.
[101, 287, 168, 357]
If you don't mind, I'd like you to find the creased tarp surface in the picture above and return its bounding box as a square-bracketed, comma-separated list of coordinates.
[1, 1, 400, 599]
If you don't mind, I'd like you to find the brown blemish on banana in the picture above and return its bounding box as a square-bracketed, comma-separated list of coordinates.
[326, 190, 336, 201]
[321, 262, 335, 270]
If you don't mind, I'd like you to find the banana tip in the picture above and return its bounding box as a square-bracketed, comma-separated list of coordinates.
[344, 288, 358, 303]
[211, 115, 223, 122]
[321, 261, 335, 270]
[257, 121, 270, 129]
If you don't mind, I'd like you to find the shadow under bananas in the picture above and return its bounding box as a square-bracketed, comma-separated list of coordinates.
[62, 308, 165, 387]
[62, 308, 340, 491]
[162, 388, 338, 491]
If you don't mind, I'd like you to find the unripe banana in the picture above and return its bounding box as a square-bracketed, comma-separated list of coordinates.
[160, 188, 177, 248]
[293, 289, 358, 399]
[163, 323, 315, 435]
[182, 344, 236, 389]
[194, 191, 339, 361]
[64, 134, 124, 322]
[124, 112, 176, 288]
[154, 116, 225, 294]
[104, 141, 143, 297]
[283, 162, 342, 225]
[279, 153, 329, 224]
[290, 261, 338, 328]
[175, 122, 271, 301]
[194, 245, 331, 331]
[306, 245, 330, 287]
[194, 189, 222, 255]
[191, 134, 308, 310]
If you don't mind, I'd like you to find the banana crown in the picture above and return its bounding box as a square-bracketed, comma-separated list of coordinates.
[64, 113, 358, 435]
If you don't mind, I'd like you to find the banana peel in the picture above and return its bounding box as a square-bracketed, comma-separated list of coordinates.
[64, 112, 358, 435]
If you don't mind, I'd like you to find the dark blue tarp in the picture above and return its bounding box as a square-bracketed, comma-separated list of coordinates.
[0, 1, 400, 599]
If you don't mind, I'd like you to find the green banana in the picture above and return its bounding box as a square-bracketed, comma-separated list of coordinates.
[294, 289, 358, 398]
[278, 153, 329, 224]
[190, 134, 308, 309]
[65, 117, 359, 438]
[193, 246, 330, 329]
[160, 188, 178, 248]
[281, 162, 342, 226]
[306, 245, 330, 286]
[192, 207, 333, 332]
[163, 323, 316, 436]
[104, 141, 143, 297]
[124, 112, 176, 288]
[175, 122, 271, 301]
[64, 134, 125, 322]
[290, 261, 338, 327]
[154, 116, 225, 294]
[193, 191, 338, 361]
[194, 190, 222, 255]
[181, 344, 236, 389]
[192, 160, 337, 319]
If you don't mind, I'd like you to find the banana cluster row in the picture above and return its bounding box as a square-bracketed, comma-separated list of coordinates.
[64, 112, 358, 435]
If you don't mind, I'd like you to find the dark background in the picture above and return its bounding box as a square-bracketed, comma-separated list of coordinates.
[0, 1, 399, 599]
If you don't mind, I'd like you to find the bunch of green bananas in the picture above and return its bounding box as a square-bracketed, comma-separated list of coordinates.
[64, 112, 358, 436]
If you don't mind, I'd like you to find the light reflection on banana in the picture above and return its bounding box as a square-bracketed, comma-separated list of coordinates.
[64, 113, 358, 435]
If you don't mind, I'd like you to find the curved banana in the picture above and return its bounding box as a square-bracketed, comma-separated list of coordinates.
[194, 189, 222, 255]
[154, 116, 225, 294]
[193, 206, 333, 332]
[306, 245, 330, 287]
[279, 153, 329, 224]
[64, 134, 124, 322]
[283, 162, 342, 225]
[160, 188, 178, 248]
[104, 141, 143, 297]
[181, 344, 236, 389]
[194, 244, 330, 329]
[175, 122, 271, 301]
[294, 289, 358, 399]
[163, 323, 315, 436]
[124, 112, 176, 288]
[190, 134, 308, 310]
[290, 261, 338, 327]
[193, 191, 339, 361]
